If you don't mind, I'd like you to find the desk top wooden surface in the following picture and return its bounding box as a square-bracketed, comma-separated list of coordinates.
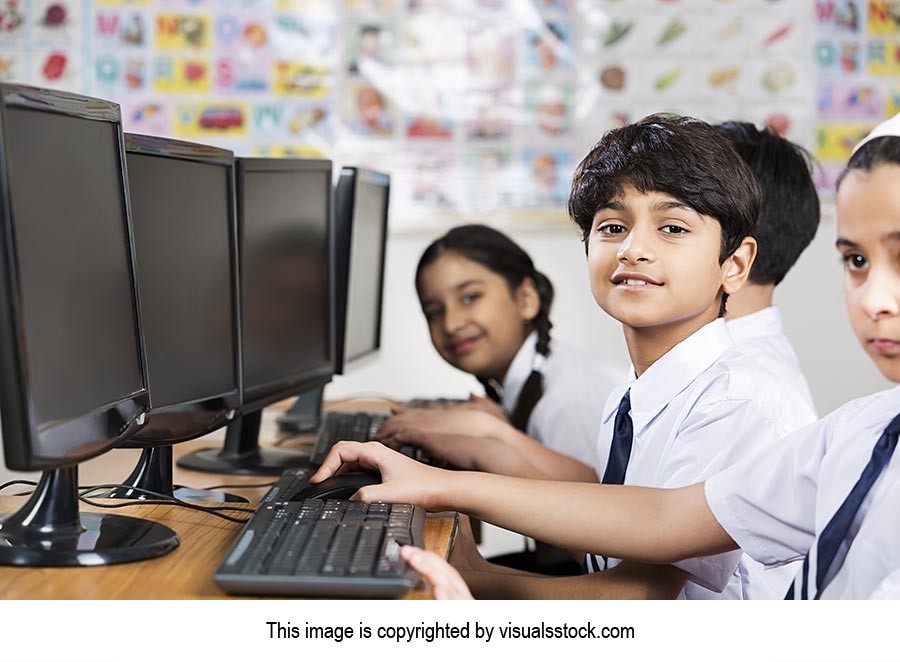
[0, 401, 456, 600]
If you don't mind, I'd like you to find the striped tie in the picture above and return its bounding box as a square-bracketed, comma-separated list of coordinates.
[785, 411, 900, 599]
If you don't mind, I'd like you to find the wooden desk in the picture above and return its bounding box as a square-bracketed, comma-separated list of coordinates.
[0, 405, 457, 599]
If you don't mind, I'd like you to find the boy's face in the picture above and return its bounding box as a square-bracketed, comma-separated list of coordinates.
[586, 184, 743, 331]
[417, 253, 539, 381]
[837, 163, 900, 382]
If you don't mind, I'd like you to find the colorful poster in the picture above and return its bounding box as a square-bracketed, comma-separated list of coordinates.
[154, 56, 210, 93]
[155, 14, 210, 50]
[31, 0, 82, 45]
[0, 0, 26, 45]
[174, 101, 249, 137]
[0, 1, 838, 223]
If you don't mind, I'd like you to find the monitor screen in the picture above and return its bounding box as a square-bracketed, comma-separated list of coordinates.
[4, 106, 143, 442]
[240, 162, 331, 400]
[341, 169, 388, 367]
[126, 151, 237, 411]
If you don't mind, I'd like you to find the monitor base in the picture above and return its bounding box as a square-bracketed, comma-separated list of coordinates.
[176, 445, 310, 476]
[103, 446, 249, 503]
[0, 467, 179, 567]
[0, 511, 179, 567]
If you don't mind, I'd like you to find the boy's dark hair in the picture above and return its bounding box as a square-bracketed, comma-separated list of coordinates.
[569, 115, 761, 259]
[715, 122, 819, 286]
[840, 135, 900, 185]
[416, 224, 554, 358]
[568, 115, 762, 316]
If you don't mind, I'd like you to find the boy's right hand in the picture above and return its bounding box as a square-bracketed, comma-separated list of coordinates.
[308, 440, 449, 510]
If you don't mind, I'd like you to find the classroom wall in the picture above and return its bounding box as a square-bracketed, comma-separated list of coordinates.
[327, 202, 892, 417]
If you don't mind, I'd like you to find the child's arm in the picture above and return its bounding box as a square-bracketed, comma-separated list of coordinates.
[377, 408, 597, 482]
[311, 441, 737, 564]
[388, 429, 552, 479]
[450, 514, 689, 599]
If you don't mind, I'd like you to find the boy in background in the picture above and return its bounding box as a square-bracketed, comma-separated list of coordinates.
[716, 122, 819, 411]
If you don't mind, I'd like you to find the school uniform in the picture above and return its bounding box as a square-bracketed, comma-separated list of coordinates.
[726, 305, 816, 412]
[869, 567, 900, 599]
[706, 385, 900, 599]
[587, 319, 817, 599]
[500, 331, 618, 466]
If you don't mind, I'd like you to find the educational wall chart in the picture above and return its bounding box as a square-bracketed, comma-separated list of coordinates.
[814, 0, 900, 191]
[0, 0, 892, 227]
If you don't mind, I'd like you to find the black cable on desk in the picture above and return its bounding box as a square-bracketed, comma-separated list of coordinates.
[0, 479, 37, 493]
[189, 481, 276, 490]
[78, 484, 254, 524]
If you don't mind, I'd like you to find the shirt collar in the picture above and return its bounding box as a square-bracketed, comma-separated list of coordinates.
[602, 319, 735, 434]
[861, 384, 900, 433]
[726, 305, 784, 344]
[502, 331, 538, 412]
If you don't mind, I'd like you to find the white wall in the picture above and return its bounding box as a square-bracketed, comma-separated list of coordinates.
[328, 207, 891, 415]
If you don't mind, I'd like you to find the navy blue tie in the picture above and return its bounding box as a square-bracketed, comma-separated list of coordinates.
[785, 411, 900, 599]
[602, 389, 633, 486]
[586, 390, 634, 573]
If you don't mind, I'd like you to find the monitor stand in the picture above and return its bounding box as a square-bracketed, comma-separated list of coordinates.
[176, 410, 311, 476]
[0, 466, 179, 567]
[276, 385, 324, 433]
[102, 446, 248, 503]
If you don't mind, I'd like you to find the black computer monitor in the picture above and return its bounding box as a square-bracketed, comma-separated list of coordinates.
[178, 158, 333, 475]
[277, 167, 389, 433]
[334, 167, 390, 373]
[102, 134, 244, 503]
[0, 84, 178, 566]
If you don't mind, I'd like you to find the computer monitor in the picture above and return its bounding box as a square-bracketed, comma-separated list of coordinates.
[177, 158, 333, 475]
[0, 84, 178, 566]
[277, 167, 389, 433]
[102, 134, 244, 503]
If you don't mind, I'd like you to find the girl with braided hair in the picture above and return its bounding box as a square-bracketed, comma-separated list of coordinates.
[377, 224, 616, 574]
[376, 224, 616, 482]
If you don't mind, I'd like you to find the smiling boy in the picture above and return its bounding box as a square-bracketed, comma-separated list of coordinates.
[399, 120, 900, 601]
[313, 115, 817, 599]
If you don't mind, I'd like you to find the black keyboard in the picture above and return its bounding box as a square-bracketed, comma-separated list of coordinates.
[312, 410, 390, 465]
[215, 497, 426, 598]
[259, 466, 316, 505]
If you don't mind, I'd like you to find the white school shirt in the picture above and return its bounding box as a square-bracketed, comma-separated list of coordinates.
[590, 319, 816, 599]
[869, 567, 900, 599]
[726, 306, 816, 413]
[706, 385, 900, 600]
[501, 332, 618, 466]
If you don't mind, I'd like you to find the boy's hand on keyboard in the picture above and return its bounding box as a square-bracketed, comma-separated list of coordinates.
[310, 441, 448, 510]
[401, 546, 473, 600]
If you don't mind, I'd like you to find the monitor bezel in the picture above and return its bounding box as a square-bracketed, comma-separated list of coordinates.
[0, 85, 150, 471]
[333, 166, 390, 375]
[236, 157, 334, 413]
[122, 134, 243, 445]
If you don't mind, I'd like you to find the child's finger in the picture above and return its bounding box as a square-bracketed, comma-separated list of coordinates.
[309, 440, 385, 483]
[401, 546, 473, 600]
